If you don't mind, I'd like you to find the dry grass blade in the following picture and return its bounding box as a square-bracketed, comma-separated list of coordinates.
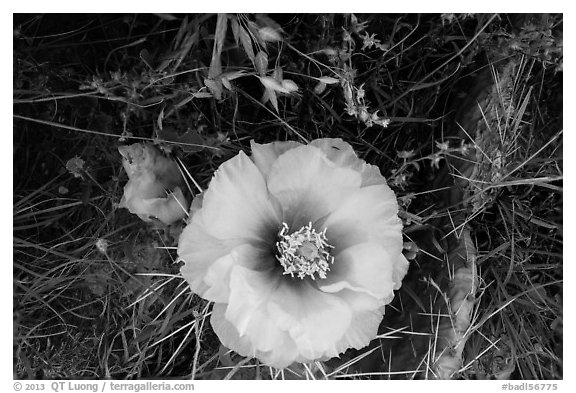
[208, 14, 228, 80]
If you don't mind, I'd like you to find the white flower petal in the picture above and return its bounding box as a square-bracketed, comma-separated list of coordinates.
[212, 303, 301, 369]
[319, 242, 395, 300]
[258, 336, 302, 369]
[119, 143, 188, 224]
[393, 254, 410, 290]
[152, 156, 185, 189]
[121, 180, 188, 224]
[188, 192, 204, 219]
[211, 303, 258, 358]
[310, 138, 386, 186]
[146, 187, 189, 224]
[250, 140, 302, 179]
[267, 280, 352, 360]
[179, 201, 274, 302]
[121, 171, 165, 202]
[120, 143, 183, 188]
[267, 145, 362, 227]
[333, 308, 383, 356]
[332, 287, 386, 313]
[178, 219, 242, 299]
[200, 151, 281, 242]
[223, 265, 305, 366]
[203, 243, 272, 303]
[324, 289, 385, 358]
[224, 265, 280, 338]
[224, 264, 355, 363]
[309, 138, 358, 167]
[323, 184, 403, 256]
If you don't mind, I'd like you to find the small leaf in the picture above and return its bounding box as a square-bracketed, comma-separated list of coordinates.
[319, 48, 338, 57]
[246, 20, 266, 48]
[208, 13, 228, 79]
[220, 71, 245, 91]
[318, 76, 339, 85]
[281, 79, 299, 93]
[139, 96, 165, 106]
[314, 81, 327, 95]
[258, 26, 282, 42]
[254, 51, 268, 76]
[157, 107, 165, 131]
[259, 76, 299, 95]
[154, 13, 178, 21]
[230, 17, 241, 44]
[255, 14, 282, 32]
[259, 76, 290, 94]
[261, 87, 270, 104]
[268, 89, 279, 112]
[272, 66, 283, 81]
[191, 91, 214, 99]
[221, 77, 232, 91]
[220, 70, 245, 81]
[343, 83, 354, 102]
[238, 24, 255, 63]
[204, 78, 223, 100]
[260, 85, 279, 112]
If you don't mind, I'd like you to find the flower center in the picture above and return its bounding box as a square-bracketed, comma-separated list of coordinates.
[275, 222, 335, 280]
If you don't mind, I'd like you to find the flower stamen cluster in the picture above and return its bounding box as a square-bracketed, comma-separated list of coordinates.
[276, 222, 334, 280]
